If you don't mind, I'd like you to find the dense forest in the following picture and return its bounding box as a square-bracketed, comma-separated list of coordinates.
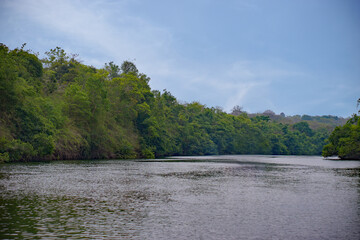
[0, 44, 348, 162]
[322, 100, 360, 160]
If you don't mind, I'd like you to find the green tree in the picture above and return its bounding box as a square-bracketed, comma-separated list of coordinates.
[105, 61, 120, 80]
[323, 114, 360, 159]
[293, 121, 313, 137]
[0, 44, 334, 162]
[0, 44, 18, 112]
[121, 61, 139, 75]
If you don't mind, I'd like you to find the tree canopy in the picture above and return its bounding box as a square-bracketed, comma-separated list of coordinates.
[0, 44, 342, 162]
[322, 111, 360, 160]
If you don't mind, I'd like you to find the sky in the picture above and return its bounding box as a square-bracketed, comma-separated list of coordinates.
[0, 0, 359, 117]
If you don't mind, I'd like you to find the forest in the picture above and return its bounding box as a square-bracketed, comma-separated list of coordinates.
[0, 44, 352, 162]
[322, 102, 360, 160]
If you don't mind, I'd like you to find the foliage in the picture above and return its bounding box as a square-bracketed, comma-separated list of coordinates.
[322, 114, 360, 160]
[0, 44, 337, 162]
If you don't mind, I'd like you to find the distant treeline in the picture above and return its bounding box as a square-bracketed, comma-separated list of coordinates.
[0, 44, 347, 162]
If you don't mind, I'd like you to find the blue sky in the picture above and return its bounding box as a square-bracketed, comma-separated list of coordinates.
[1, 0, 359, 117]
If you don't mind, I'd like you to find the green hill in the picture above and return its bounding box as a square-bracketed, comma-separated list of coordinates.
[0, 44, 345, 162]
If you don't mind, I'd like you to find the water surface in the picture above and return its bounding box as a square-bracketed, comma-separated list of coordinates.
[1, 155, 359, 239]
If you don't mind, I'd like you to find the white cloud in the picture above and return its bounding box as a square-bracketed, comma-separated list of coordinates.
[6, 0, 350, 116]
[5, 0, 174, 69]
[149, 58, 304, 113]
[207, 60, 303, 112]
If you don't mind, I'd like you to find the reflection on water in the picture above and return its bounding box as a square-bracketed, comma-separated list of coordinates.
[1, 155, 360, 239]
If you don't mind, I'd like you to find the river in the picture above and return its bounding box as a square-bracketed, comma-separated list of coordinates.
[1, 155, 359, 239]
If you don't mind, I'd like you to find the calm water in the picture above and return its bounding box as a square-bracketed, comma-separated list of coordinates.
[1, 155, 359, 239]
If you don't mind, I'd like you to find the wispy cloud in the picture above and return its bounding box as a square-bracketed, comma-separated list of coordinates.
[2, 0, 357, 116]
[4, 0, 173, 68]
[1, 0, 306, 113]
[153, 58, 305, 113]
[204, 60, 304, 112]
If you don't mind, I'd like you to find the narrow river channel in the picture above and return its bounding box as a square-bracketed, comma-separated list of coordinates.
[1, 155, 359, 239]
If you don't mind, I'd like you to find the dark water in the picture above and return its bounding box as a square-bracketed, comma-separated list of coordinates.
[1, 155, 359, 239]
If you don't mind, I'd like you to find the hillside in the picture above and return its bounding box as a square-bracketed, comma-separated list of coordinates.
[0, 44, 346, 162]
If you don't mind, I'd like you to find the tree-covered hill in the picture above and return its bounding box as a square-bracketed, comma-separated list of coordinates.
[234, 108, 348, 131]
[0, 44, 344, 162]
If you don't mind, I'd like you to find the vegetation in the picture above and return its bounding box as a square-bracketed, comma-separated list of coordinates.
[0, 44, 344, 162]
[322, 99, 360, 160]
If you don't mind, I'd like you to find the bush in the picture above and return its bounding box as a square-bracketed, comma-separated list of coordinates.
[0, 152, 10, 163]
[7, 140, 36, 161]
[32, 133, 55, 157]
